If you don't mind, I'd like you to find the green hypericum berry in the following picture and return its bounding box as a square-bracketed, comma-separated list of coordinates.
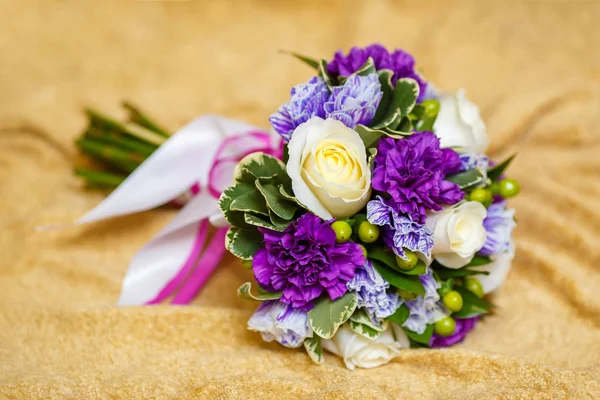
[358, 244, 368, 258]
[421, 99, 440, 117]
[468, 187, 491, 204]
[499, 178, 520, 198]
[442, 290, 463, 312]
[242, 260, 253, 270]
[397, 289, 418, 301]
[489, 181, 501, 194]
[331, 221, 352, 243]
[434, 317, 457, 337]
[358, 221, 380, 243]
[464, 277, 484, 298]
[395, 250, 418, 270]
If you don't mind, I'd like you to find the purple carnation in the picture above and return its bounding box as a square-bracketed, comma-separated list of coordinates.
[253, 213, 365, 310]
[366, 196, 434, 259]
[372, 132, 464, 224]
[269, 76, 329, 142]
[324, 73, 382, 128]
[430, 317, 479, 348]
[327, 44, 427, 101]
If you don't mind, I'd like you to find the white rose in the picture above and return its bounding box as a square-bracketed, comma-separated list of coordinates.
[321, 323, 409, 370]
[434, 89, 489, 154]
[426, 201, 487, 269]
[473, 242, 515, 294]
[286, 117, 371, 219]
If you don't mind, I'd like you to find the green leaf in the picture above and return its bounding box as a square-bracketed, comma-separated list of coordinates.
[371, 69, 396, 128]
[453, 287, 492, 318]
[281, 50, 320, 69]
[237, 282, 282, 301]
[403, 324, 433, 346]
[218, 182, 255, 229]
[446, 169, 485, 190]
[488, 154, 517, 182]
[386, 304, 410, 325]
[435, 265, 490, 280]
[308, 292, 358, 339]
[229, 189, 269, 216]
[269, 210, 292, 230]
[466, 255, 492, 267]
[372, 261, 425, 295]
[244, 213, 283, 231]
[409, 104, 426, 120]
[349, 320, 381, 340]
[353, 57, 376, 77]
[371, 110, 400, 130]
[355, 125, 386, 148]
[304, 336, 324, 364]
[318, 58, 335, 88]
[350, 309, 387, 332]
[234, 152, 286, 183]
[394, 78, 420, 120]
[255, 181, 297, 220]
[367, 247, 426, 275]
[226, 228, 263, 260]
[438, 278, 455, 297]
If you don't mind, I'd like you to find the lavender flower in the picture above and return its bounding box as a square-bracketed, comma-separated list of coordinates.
[402, 270, 448, 334]
[269, 76, 330, 142]
[327, 44, 428, 100]
[324, 73, 382, 128]
[366, 196, 434, 259]
[346, 260, 401, 324]
[479, 201, 516, 256]
[253, 213, 365, 310]
[247, 300, 311, 348]
[372, 132, 464, 224]
[430, 317, 479, 348]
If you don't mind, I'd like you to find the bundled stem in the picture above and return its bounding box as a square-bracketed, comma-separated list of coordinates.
[74, 102, 171, 189]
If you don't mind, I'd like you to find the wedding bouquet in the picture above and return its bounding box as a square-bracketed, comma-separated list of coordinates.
[74, 44, 519, 370]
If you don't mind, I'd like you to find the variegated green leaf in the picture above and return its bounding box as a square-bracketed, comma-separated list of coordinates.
[304, 336, 324, 364]
[446, 169, 485, 190]
[237, 282, 282, 301]
[218, 182, 255, 229]
[227, 228, 263, 260]
[371, 69, 396, 128]
[349, 309, 387, 332]
[355, 124, 386, 149]
[308, 292, 358, 339]
[244, 213, 281, 231]
[233, 152, 286, 183]
[353, 57, 376, 77]
[394, 78, 420, 119]
[349, 320, 381, 340]
[229, 189, 269, 216]
[255, 180, 297, 220]
[318, 58, 335, 88]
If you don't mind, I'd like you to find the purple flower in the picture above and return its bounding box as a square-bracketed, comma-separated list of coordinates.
[459, 153, 489, 174]
[324, 73, 382, 128]
[479, 201, 516, 256]
[402, 269, 447, 334]
[269, 76, 330, 142]
[366, 196, 434, 259]
[430, 317, 479, 348]
[247, 300, 311, 348]
[372, 132, 464, 224]
[327, 44, 427, 100]
[253, 213, 365, 310]
[346, 260, 401, 324]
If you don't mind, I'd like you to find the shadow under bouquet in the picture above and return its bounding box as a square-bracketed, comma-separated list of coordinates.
[219, 45, 519, 369]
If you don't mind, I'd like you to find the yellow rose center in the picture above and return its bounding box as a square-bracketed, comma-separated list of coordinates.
[309, 139, 363, 185]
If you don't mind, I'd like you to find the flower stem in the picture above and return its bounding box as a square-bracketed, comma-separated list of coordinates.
[74, 168, 126, 188]
[75, 137, 144, 173]
[122, 101, 170, 138]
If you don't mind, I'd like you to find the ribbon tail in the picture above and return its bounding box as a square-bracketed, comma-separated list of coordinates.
[117, 191, 222, 306]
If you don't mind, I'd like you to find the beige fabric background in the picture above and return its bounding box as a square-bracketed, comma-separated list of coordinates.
[1, 0, 599, 398]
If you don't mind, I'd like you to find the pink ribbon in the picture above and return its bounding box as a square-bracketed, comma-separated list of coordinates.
[145, 131, 282, 305]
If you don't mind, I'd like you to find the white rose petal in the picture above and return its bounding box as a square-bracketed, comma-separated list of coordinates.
[426, 201, 487, 269]
[434, 89, 489, 154]
[286, 117, 371, 219]
[321, 324, 409, 370]
[473, 242, 516, 294]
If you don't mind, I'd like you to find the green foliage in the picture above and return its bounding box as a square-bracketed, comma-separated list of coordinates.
[404, 324, 433, 347]
[371, 261, 425, 296]
[488, 154, 517, 182]
[367, 246, 427, 275]
[386, 304, 410, 325]
[350, 309, 388, 332]
[237, 282, 282, 301]
[304, 336, 324, 364]
[453, 287, 493, 318]
[308, 292, 358, 339]
[446, 169, 486, 190]
[434, 263, 490, 280]
[349, 320, 381, 340]
[281, 50, 320, 69]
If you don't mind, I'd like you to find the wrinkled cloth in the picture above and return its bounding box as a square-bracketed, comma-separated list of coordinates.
[0, 1, 599, 399]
